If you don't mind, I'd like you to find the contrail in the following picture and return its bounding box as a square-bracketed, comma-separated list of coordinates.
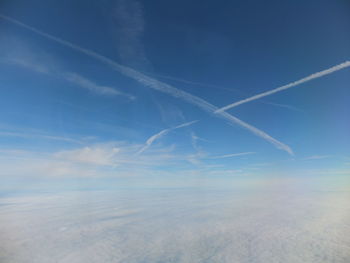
[136, 120, 198, 155]
[146, 70, 304, 112]
[207, 152, 256, 159]
[173, 120, 198, 129]
[141, 70, 242, 93]
[0, 14, 293, 155]
[215, 61, 350, 113]
[261, 101, 302, 112]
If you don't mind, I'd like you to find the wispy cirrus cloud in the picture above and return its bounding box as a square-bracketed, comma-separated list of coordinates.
[0, 15, 293, 155]
[0, 131, 83, 144]
[62, 72, 135, 99]
[215, 61, 350, 113]
[0, 35, 135, 100]
[5, 56, 50, 74]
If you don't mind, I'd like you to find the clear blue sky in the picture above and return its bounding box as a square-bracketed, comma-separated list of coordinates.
[0, 0, 349, 192]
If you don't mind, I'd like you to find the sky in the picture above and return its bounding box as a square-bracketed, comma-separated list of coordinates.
[0, 0, 350, 192]
[1, 1, 350, 262]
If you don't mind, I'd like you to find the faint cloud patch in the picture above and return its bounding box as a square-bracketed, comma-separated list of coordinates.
[62, 72, 136, 100]
[0, 36, 135, 100]
[55, 145, 120, 166]
[113, 0, 150, 71]
[304, 155, 332, 160]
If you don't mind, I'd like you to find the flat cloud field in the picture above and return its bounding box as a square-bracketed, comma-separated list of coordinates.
[1, 183, 350, 263]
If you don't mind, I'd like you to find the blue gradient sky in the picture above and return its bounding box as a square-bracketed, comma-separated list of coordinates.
[0, 0, 349, 192]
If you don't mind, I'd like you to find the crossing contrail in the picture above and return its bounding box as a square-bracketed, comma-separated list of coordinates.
[215, 61, 350, 113]
[0, 14, 293, 155]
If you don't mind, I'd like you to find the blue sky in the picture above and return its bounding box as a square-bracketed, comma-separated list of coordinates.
[0, 0, 350, 191]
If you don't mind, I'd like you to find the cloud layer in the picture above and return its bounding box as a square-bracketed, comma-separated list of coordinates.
[1, 182, 349, 263]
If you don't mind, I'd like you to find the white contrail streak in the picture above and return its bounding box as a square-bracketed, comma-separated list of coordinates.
[173, 120, 198, 129]
[207, 152, 256, 159]
[0, 15, 293, 155]
[136, 130, 169, 155]
[136, 120, 198, 155]
[215, 61, 350, 113]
